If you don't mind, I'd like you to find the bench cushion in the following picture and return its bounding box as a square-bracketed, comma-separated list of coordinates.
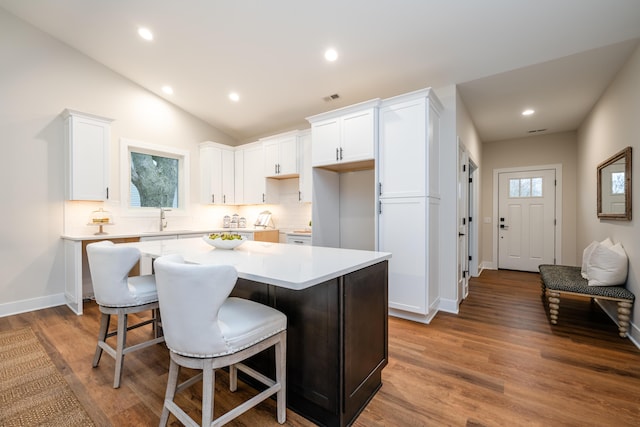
[539, 264, 635, 301]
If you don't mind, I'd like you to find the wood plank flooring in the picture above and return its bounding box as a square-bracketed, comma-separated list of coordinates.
[1, 269, 638, 426]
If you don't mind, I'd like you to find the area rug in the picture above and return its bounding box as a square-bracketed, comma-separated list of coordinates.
[0, 327, 94, 426]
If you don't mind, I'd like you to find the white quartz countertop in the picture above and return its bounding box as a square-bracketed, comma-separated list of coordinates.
[61, 228, 277, 241]
[120, 238, 390, 290]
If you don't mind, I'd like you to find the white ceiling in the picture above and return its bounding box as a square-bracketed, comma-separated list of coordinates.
[2, 0, 640, 143]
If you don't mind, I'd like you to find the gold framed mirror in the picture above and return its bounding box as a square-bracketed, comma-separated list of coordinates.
[597, 146, 632, 220]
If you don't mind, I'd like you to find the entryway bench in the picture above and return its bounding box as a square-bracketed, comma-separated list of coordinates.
[539, 264, 635, 338]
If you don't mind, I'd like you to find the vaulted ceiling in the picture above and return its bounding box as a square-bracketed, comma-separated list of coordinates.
[1, 0, 639, 143]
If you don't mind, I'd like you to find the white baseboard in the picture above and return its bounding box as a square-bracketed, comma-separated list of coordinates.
[0, 294, 67, 318]
[438, 298, 459, 314]
[597, 299, 640, 350]
[389, 307, 439, 324]
[480, 261, 496, 270]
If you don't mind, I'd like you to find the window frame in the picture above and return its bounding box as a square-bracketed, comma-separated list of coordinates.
[119, 138, 190, 216]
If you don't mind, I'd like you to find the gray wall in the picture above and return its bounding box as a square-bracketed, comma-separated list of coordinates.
[0, 9, 235, 311]
[481, 131, 579, 268]
[577, 44, 640, 343]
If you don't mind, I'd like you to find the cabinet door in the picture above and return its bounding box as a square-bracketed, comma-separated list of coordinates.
[298, 131, 312, 202]
[200, 145, 222, 204]
[341, 108, 375, 163]
[243, 144, 266, 204]
[234, 150, 244, 203]
[311, 118, 340, 167]
[221, 148, 235, 204]
[66, 113, 111, 201]
[278, 135, 299, 175]
[378, 197, 427, 314]
[263, 140, 280, 177]
[378, 99, 426, 198]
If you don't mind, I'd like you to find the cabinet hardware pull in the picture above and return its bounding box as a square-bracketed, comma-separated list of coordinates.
[262, 193, 265, 203]
[223, 194, 226, 203]
[298, 191, 301, 201]
[106, 187, 109, 199]
[275, 164, 277, 174]
[378, 200, 382, 214]
[378, 182, 382, 196]
[336, 147, 339, 161]
[340, 147, 343, 160]
[211, 194, 215, 203]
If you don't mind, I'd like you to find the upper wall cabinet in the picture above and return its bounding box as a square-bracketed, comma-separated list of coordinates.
[236, 142, 279, 204]
[63, 109, 113, 201]
[378, 89, 443, 199]
[307, 99, 380, 170]
[262, 131, 299, 178]
[200, 141, 235, 205]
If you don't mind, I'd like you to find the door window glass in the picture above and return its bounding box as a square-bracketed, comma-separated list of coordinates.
[509, 177, 543, 198]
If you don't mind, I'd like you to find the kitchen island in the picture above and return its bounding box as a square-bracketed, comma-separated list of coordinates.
[122, 238, 391, 427]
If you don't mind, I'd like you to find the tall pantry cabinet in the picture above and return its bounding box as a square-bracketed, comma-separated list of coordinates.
[377, 88, 443, 323]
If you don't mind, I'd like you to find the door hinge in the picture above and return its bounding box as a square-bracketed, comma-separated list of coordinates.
[554, 219, 556, 225]
[469, 177, 473, 183]
[463, 164, 466, 172]
[462, 217, 466, 225]
[468, 255, 472, 261]
[468, 216, 472, 222]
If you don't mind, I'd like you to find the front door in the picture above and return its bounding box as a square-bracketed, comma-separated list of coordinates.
[498, 169, 556, 272]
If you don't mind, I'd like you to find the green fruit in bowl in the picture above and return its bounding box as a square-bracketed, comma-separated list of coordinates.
[209, 232, 242, 241]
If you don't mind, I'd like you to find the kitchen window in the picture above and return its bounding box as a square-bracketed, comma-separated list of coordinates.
[120, 138, 190, 212]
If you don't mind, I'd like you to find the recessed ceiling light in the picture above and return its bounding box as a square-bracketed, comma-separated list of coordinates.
[162, 85, 173, 95]
[522, 109, 535, 116]
[324, 48, 338, 62]
[229, 92, 240, 102]
[138, 27, 153, 41]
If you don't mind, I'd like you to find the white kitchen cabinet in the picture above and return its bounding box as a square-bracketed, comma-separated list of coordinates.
[286, 234, 311, 245]
[63, 109, 113, 201]
[377, 88, 443, 323]
[200, 142, 235, 205]
[298, 130, 312, 202]
[237, 142, 279, 204]
[307, 99, 379, 168]
[262, 131, 299, 178]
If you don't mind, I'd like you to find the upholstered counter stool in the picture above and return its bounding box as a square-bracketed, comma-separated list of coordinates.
[86, 240, 164, 388]
[154, 254, 287, 427]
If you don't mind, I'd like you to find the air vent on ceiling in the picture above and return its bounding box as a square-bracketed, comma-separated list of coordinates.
[323, 93, 340, 102]
[527, 128, 547, 134]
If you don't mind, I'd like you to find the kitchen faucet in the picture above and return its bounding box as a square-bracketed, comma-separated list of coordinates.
[159, 207, 171, 231]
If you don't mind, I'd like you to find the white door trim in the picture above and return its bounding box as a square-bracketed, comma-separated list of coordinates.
[492, 164, 562, 270]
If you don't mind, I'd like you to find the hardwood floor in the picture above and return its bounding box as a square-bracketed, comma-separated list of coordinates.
[1, 269, 638, 426]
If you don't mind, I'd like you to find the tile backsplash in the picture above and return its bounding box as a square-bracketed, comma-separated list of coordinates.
[63, 177, 311, 236]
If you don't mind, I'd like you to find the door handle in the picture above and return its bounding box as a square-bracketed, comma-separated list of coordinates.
[500, 224, 509, 230]
[458, 233, 465, 237]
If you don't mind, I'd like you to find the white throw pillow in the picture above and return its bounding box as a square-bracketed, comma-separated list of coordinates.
[586, 242, 628, 286]
[581, 238, 612, 279]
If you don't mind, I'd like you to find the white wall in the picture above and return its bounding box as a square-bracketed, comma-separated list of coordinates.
[434, 85, 459, 312]
[0, 9, 236, 313]
[577, 44, 640, 343]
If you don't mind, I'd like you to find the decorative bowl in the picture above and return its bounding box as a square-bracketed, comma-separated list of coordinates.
[202, 233, 246, 250]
